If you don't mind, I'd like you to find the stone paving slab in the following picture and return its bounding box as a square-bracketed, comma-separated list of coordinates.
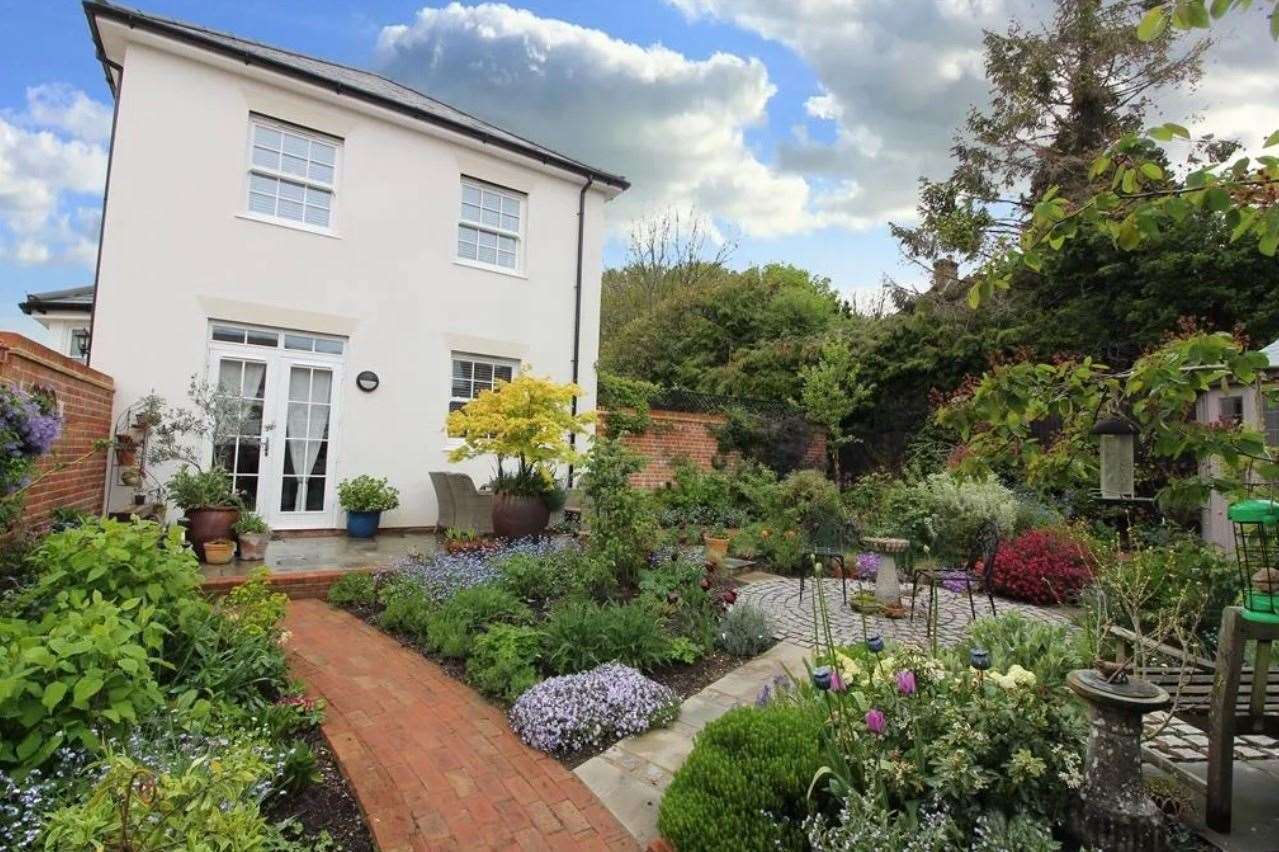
[574, 641, 811, 846]
[736, 575, 1070, 648]
[285, 600, 637, 851]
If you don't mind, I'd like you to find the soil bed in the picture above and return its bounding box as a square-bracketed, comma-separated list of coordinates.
[264, 729, 375, 852]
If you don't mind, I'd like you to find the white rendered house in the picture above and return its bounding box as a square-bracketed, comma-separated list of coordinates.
[84, 1, 627, 530]
[19, 286, 94, 363]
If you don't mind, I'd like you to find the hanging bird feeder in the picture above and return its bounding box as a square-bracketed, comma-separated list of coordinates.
[1227, 498, 1279, 624]
[1092, 416, 1138, 500]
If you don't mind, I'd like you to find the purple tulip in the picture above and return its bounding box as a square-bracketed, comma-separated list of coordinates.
[830, 669, 847, 693]
[896, 670, 917, 696]
[865, 708, 886, 735]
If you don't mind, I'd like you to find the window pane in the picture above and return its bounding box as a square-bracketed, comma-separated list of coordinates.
[482, 191, 501, 211]
[474, 363, 493, 383]
[305, 477, 326, 511]
[280, 477, 300, 511]
[461, 203, 482, 223]
[306, 187, 331, 208]
[452, 378, 470, 398]
[252, 146, 280, 170]
[304, 206, 330, 227]
[478, 246, 497, 264]
[499, 235, 517, 252]
[311, 142, 336, 165]
[311, 370, 333, 402]
[501, 196, 520, 215]
[285, 334, 313, 352]
[478, 230, 498, 248]
[501, 214, 519, 232]
[213, 326, 246, 344]
[289, 368, 311, 401]
[458, 241, 477, 260]
[462, 185, 481, 205]
[278, 180, 305, 202]
[242, 362, 267, 400]
[495, 365, 513, 382]
[453, 360, 471, 380]
[248, 193, 275, 215]
[314, 338, 343, 355]
[308, 162, 334, 184]
[237, 440, 261, 475]
[281, 154, 308, 176]
[458, 225, 478, 244]
[282, 133, 309, 157]
[249, 173, 276, 193]
[245, 329, 278, 348]
[498, 251, 516, 269]
[482, 208, 500, 227]
[253, 126, 282, 148]
[278, 200, 304, 221]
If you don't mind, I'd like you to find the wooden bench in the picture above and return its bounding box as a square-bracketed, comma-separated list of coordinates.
[1110, 607, 1279, 832]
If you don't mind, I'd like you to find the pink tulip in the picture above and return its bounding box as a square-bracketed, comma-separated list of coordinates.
[865, 708, 886, 735]
[896, 670, 917, 696]
[830, 669, 847, 693]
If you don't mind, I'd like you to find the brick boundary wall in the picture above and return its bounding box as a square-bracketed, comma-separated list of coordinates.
[600, 408, 827, 489]
[0, 333, 114, 532]
[202, 567, 374, 600]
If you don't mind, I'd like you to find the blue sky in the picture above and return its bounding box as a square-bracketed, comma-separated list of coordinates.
[1, 0, 1275, 343]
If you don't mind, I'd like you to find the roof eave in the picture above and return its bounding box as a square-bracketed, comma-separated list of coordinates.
[82, 1, 630, 191]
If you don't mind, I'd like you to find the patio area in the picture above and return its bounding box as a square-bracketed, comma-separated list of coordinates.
[200, 530, 440, 578]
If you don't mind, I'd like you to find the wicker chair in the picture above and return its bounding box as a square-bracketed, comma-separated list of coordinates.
[429, 472, 456, 530]
[446, 473, 494, 534]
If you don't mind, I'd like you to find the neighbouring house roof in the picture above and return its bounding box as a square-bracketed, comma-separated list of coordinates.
[1262, 338, 1279, 368]
[82, 1, 630, 191]
[19, 286, 95, 316]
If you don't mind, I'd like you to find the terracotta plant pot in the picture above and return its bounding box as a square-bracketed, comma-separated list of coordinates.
[704, 536, 730, 561]
[186, 506, 240, 561]
[492, 493, 550, 539]
[203, 539, 236, 565]
[238, 532, 270, 561]
[114, 435, 138, 467]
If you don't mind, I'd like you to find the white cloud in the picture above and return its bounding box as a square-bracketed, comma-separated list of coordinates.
[375, 2, 819, 237]
[20, 83, 113, 144]
[670, 0, 1277, 230]
[0, 85, 109, 268]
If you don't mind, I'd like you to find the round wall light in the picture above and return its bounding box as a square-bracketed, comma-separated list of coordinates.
[356, 370, 380, 393]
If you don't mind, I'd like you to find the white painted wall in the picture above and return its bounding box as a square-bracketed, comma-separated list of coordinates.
[91, 28, 614, 529]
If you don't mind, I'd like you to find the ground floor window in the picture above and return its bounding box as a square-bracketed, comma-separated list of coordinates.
[450, 353, 517, 412]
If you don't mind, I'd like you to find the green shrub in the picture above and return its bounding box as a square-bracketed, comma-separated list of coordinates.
[0, 594, 165, 768]
[717, 604, 774, 657]
[42, 740, 273, 849]
[916, 473, 1018, 563]
[541, 599, 614, 674]
[541, 599, 674, 673]
[232, 511, 270, 535]
[222, 569, 287, 636]
[336, 475, 400, 512]
[166, 466, 241, 511]
[424, 585, 531, 658]
[277, 740, 321, 795]
[28, 519, 199, 626]
[327, 572, 377, 608]
[167, 594, 288, 712]
[954, 613, 1088, 689]
[378, 581, 433, 642]
[581, 438, 661, 588]
[466, 624, 543, 703]
[498, 552, 570, 603]
[658, 703, 824, 852]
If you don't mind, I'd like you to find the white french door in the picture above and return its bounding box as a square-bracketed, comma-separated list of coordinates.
[208, 325, 344, 530]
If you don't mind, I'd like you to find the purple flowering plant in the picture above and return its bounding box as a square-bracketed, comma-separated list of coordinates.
[0, 386, 61, 500]
[854, 552, 880, 581]
[509, 662, 680, 754]
[392, 537, 564, 602]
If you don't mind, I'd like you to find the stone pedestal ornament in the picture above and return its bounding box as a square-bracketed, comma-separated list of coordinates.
[864, 537, 909, 605]
[1066, 668, 1172, 852]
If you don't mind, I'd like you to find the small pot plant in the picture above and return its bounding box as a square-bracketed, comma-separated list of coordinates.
[338, 475, 400, 538]
[704, 523, 731, 563]
[443, 526, 484, 554]
[445, 372, 592, 539]
[168, 465, 242, 561]
[203, 538, 236, 565]
[233, 511, 271, 561]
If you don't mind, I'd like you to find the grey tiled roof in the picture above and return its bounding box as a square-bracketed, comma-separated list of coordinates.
[20, 286, 95, 314]
[84, 1, 628, 189]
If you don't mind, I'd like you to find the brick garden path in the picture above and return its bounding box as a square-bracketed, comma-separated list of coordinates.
[284, 600, 638, 851]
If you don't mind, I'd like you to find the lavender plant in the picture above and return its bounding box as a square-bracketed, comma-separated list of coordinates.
[509, 663, 679, 754]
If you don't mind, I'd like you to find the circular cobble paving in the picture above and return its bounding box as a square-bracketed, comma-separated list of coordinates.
[737, 576, 1070, 649]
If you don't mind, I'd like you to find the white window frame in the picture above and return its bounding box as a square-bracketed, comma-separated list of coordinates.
[243, 115, 341, 235]
[456, 177, 526, 276]
[450, 353, 518, 412]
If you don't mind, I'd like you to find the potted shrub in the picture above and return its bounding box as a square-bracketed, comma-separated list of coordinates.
[168, 465, 242, 561]
[233, 511, 271, 561]
[704, 523, 731, 563]
[338, 475, 400, 538]
[443, 527, 485, 554]
[446, 372, 592, 539]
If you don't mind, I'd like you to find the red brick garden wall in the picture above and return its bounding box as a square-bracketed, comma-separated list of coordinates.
[0, 333, 114, 531]
[601, 408, 827, 489]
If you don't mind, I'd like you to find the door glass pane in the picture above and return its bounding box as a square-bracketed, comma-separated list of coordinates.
[278, 366, 333, 514]
[305, 478, 326, 511]
[214, 357, 267, 513]
[311, 370, 332, 402]
[289, 369, 310, 401]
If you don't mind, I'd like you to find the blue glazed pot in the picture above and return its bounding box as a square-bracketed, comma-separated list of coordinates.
[346, 510, 382, 539]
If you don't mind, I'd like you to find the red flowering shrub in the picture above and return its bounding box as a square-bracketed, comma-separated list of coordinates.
[984, 528, 1094, 605]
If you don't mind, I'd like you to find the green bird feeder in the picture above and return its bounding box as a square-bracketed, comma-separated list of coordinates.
[1227, 498, 1279, 624]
